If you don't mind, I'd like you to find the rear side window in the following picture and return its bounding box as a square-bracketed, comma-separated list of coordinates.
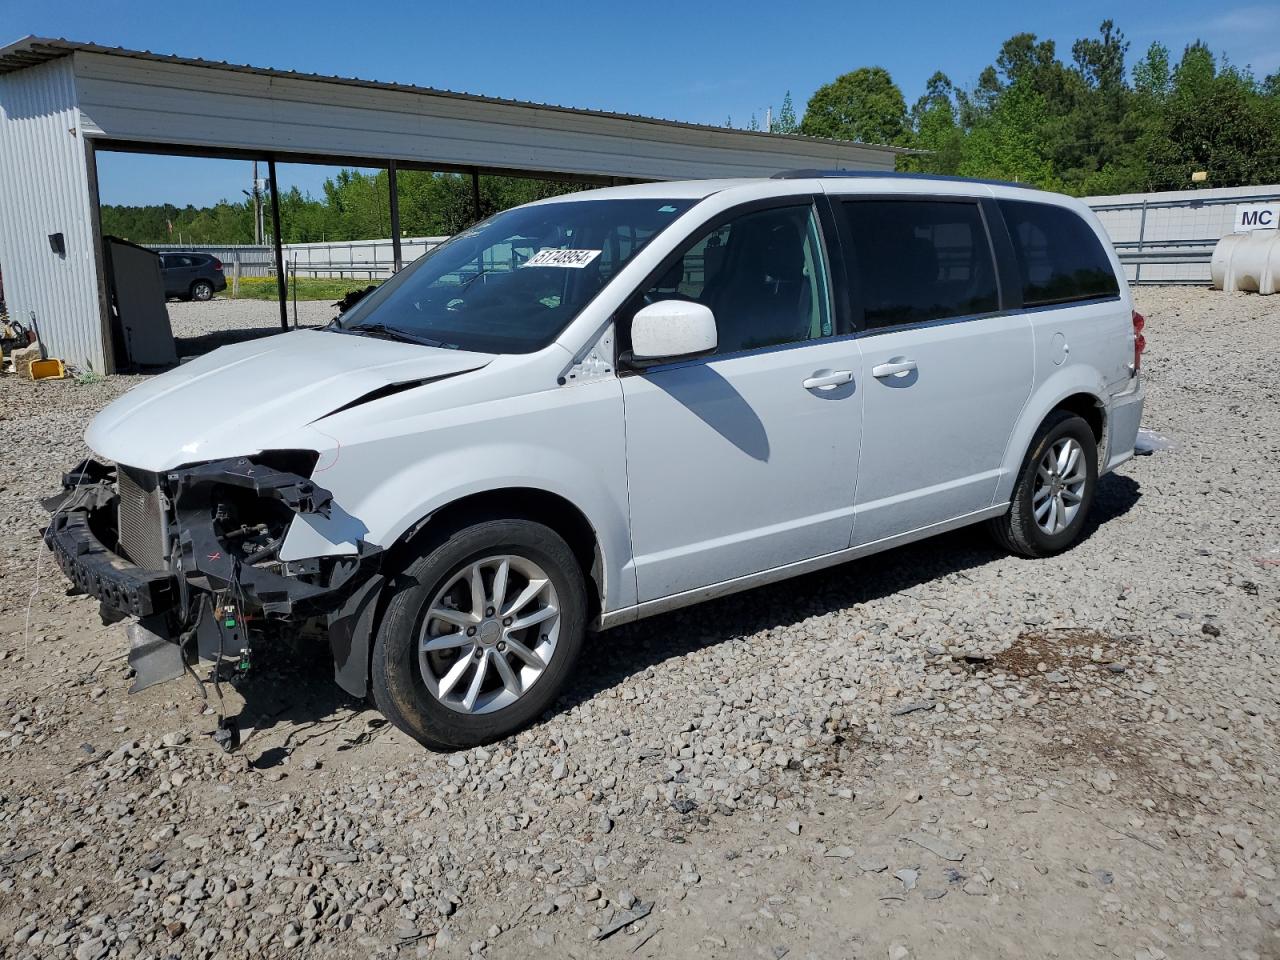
[840, 199, 998, 330]
[998, 200, 1119, 306]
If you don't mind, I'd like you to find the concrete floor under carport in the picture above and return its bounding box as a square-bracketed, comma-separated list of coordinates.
[0, 37, 907, 374]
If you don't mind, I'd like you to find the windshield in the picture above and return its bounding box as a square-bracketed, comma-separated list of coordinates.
[333, 197, 697, 353]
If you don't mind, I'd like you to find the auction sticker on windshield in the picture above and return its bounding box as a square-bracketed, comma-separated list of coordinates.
[522, 248, 602, 269]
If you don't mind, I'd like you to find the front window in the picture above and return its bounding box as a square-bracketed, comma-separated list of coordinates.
[333, 198, 697, 354]
[626, 203, 833, 357]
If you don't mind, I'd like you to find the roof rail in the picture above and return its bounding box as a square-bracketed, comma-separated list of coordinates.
[770, 169, 1041, 190]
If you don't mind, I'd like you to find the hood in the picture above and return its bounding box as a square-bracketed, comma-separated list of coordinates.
[87, 329, 493, 471]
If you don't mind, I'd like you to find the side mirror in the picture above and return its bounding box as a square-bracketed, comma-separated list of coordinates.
[629, 300, 717, 364]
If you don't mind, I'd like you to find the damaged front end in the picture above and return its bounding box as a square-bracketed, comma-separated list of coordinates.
[42, 455, 381, 697]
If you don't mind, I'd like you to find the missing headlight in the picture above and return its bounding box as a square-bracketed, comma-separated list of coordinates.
[166, 454, 378, 618]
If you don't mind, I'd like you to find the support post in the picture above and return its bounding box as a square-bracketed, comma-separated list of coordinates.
[1135, 200, 1149, 286]
[83, 139, 117, 373]
[471, 169, 481, 223]
[267, 157, 288, 330]
[388, 160, 403, 273]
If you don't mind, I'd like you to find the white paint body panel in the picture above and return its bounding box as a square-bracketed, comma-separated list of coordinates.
[630, 301, 717, 360]
[85, 329, 494, 471]
[622, 337, 863, 602]
[851, 313, 1033, 544]
[992, 199, 1140, 505]
[83, 176, 1143, 628]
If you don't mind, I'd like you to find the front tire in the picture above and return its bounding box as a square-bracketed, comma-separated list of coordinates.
[372, 518, 587, 750]
[988, 410, 1098, 558]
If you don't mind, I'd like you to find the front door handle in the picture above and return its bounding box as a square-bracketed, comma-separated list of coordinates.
[872, 358, 918, 379]
[803, 369, 854, 390]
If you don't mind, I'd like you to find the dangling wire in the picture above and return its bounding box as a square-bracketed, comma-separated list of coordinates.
[180, 597, 209, 703]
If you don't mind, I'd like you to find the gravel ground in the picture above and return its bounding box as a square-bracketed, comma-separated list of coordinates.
[1, 289, 1277, 960]
[166, 297, 337, 358]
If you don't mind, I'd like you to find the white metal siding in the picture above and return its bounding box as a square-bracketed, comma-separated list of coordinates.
[0, 58, 103, 369]
[70, 53, 897, 180]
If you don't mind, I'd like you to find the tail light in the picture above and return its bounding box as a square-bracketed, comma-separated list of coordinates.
[1132, 310, 1146, 373]
[212, 257, 223, 271]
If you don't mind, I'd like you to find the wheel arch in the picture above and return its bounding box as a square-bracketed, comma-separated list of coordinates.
[389, 487, 605, 622]
[1052, 391, 1105, 449]
[995, 368, 1109, 506]
[328, 485, 608, 700]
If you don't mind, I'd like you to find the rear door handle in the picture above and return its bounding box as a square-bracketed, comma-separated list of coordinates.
[872, 359, 918, 378]
[802, 369, 854, 390]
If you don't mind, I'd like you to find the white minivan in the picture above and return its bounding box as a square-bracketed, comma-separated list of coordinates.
[45, 172, 1145, 749]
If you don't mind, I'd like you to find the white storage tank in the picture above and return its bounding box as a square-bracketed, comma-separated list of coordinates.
[1211, 232, 1280, 294]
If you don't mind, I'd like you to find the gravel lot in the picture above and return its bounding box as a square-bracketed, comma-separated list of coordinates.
[1, 289, 1277, 960]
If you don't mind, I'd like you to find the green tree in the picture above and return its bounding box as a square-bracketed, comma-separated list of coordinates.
[959, 81, 1060, 188]
[1072, 19, 1129, 95]
[1133, 41, 1172, 99]
[773, 91, 799, 134]
[800, 67, 908, 144]
[900, 72, 965, 175]
[1139, 44, 1280, 189]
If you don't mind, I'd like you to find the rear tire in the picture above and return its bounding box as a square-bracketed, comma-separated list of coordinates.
[190, 280, 214, 301]
[371, 518, 587, 751]
[988, 410, 1098, 558]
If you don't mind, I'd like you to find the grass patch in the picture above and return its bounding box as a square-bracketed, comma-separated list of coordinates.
[227, 276, 382, 301]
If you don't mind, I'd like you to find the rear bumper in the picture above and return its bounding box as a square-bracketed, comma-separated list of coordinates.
[1105, 378, 1145, 472]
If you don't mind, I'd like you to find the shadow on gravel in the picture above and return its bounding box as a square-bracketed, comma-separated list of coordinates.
[212, 643, 370, 768]
[185, 474, 1141, 753]
[559, 472, 1142, 715]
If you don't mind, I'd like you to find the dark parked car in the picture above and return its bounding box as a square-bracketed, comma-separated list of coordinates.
[159, 252, 226, 301]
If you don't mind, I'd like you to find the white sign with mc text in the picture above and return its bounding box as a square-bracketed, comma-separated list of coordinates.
[1234, 203, 1280, 232]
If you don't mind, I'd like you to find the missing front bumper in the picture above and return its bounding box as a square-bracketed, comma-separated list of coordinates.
[43, 463, 177, 618]
[43, 456, 381, 627]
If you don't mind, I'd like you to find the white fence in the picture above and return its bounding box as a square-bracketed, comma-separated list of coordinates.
[1084, 184, 1280, 285]
[150, 236, 447, 280]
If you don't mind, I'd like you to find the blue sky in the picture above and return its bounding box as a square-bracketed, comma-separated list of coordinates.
[3, 0, 1277, 206]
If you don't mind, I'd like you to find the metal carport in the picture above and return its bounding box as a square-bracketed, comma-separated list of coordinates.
[0, 36, 907, 372]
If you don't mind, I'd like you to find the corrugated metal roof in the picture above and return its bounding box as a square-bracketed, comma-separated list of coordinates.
[0, 36, 911, 155]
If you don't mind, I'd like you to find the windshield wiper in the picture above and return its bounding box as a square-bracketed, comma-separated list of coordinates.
[342, 323, 445, 348]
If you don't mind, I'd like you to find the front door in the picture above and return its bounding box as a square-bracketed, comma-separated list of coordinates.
[621, 201, 863, 603]
[835, 196, 1033, 545]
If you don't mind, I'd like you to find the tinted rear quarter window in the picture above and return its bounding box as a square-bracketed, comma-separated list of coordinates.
[998, 199, 1119, 306]
[841, 199, 999, 330]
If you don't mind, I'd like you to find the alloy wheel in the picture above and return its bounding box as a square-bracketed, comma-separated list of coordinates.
[1032, 437, 1088, 535]
[418, 554, 560, 715]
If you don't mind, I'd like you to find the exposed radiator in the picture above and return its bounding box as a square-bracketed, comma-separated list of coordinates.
[116, 465, 168, 571]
